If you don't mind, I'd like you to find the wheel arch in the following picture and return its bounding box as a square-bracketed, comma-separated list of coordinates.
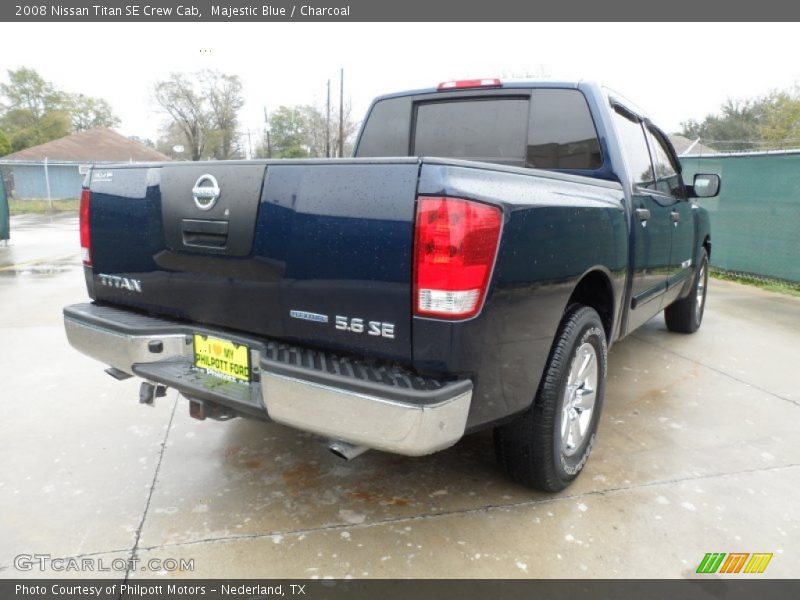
[565, 268, 615, 341]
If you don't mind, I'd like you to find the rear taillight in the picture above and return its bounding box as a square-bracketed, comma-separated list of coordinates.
[79, 188, 91, 265]
[413, 196, 502, 319]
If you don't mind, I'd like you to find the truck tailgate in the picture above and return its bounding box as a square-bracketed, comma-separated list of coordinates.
[87, 160, 420, 362]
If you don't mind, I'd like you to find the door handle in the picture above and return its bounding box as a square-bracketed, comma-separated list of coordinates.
[635, 208, 651, 222]
[670, 211, 681, 223]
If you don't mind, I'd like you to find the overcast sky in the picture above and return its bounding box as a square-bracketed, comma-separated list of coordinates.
[1, 22, 798, 150]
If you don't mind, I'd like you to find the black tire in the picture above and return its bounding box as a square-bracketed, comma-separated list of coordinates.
[494, 305, 607, 492]
[664, 248, 709, 334]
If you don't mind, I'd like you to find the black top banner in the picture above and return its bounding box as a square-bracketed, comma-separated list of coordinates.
[2, 0, 800, 22]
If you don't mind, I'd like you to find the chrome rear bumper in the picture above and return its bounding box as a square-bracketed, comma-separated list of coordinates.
[262, 371, 471, 456]
[63, 303, 472, 457]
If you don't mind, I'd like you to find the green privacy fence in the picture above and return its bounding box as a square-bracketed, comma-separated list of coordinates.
[680, 151, 800, 283]
[0, 174, 9, 242]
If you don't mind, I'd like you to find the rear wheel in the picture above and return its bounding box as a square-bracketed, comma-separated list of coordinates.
[665, 248, 709, 333]
[494, 305, 607, 492]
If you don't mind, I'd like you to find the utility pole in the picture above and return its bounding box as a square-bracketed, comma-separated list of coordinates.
[338, 68, 344, 158]
[326, 79, 331, 158]
[263, 106, 272, 158]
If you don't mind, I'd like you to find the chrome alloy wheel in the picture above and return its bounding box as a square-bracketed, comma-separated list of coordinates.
[696, 262, 707, 321]
[560, 342, 599, 457]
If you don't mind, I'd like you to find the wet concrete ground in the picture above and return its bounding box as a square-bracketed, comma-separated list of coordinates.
[1, 214, 798, 579]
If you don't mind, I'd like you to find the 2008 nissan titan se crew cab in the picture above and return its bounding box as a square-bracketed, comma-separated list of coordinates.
[64, 80, 720, 491]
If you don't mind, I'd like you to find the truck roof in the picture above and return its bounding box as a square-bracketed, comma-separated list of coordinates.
[372, 79, 584, 103]
[372, 79, 651, 122]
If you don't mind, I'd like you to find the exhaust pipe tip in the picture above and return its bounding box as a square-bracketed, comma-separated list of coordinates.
[328, 440, 369, 461]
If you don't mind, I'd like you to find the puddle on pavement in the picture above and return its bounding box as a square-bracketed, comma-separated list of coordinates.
[0, 256, 80, 277]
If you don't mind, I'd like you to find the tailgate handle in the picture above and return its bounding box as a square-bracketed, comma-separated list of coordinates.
[181, 219, 228, 249]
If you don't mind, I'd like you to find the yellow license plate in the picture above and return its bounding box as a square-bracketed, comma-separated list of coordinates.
[193, 334, 250, 382]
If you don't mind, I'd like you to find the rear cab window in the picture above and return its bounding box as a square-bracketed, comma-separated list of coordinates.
[356, 88, 603, 173]
[414, 98, 529, 165]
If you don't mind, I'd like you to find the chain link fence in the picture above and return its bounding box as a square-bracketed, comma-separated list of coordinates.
[680, 150, 800, 283]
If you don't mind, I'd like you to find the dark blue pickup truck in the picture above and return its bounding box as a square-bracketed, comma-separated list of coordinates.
[63, 80, 718, 491]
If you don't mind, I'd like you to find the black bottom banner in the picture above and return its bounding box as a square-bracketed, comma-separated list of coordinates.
[2, 579, 798, 600]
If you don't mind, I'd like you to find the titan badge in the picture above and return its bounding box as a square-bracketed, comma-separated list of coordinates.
[97, 273, 143, 293]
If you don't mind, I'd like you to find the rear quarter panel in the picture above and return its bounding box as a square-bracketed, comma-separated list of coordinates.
[415, 162, 628, 430]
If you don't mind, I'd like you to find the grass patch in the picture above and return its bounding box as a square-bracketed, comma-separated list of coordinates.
[8, 198, 79, 215]
[710, 268, 800, 298]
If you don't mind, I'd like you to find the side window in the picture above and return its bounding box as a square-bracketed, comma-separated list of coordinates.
[356, 97, 412, 157]
[527, 89, 602, 170]
[611, 107, 655, 189]
[645, 128, 684, 199]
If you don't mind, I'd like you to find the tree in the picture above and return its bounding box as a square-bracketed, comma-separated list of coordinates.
[203, 71, 244, 159]
[679, 97, 773, 151]
[330, 101, 358, 157]
[0, 130, 10, 156]
[759, 90, 800, 149]
[153, 72, 209, 161]
[0, 67, 68, 151]
[256, 101, 359, 159]
[0, 67, 64, 119]
[500, 66, 551, 79]
[127, 135, 155, 148]
[155, 122, 191, 160]
[266, 106, 311, 158]
[2, 107, 71, 152]
[68, 94, 120, 131]
[153, 70, 245, 161]
[0, 67, 120, 152]
[680, 88, 800, 151]
[299, 105, 327, 157]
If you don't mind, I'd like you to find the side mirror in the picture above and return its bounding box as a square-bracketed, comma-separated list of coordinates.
[690, 173, 721, 198]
